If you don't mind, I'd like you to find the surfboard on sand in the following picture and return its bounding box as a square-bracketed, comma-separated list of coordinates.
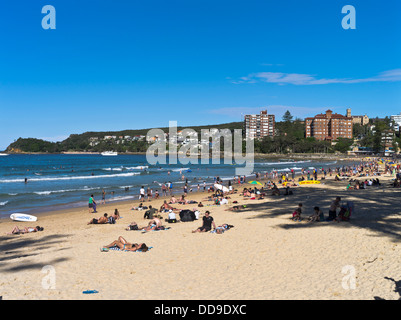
[10, 213, 38, 222]
[299, 180, 321, 185]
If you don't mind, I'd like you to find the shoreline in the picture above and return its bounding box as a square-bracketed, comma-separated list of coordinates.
[1, 158, 401, 299]
[0, 157, 368, 220]
[1, 151, 380, 159]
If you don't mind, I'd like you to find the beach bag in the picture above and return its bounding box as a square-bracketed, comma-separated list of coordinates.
[179, 210, 195, 222]
[108, 216, 116, 224]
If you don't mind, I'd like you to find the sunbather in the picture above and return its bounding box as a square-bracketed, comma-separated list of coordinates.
[8, 226, 44, 235]
[102, 236, 148, 252]
[88, 213, 108, 225]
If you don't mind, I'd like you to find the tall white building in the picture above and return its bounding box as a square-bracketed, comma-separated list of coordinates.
[244, 110, 275, 139]
[390, 113, 401, 132]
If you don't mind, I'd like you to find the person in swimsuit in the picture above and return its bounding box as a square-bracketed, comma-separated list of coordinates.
[160, 200, 175, 212]
[142, 217, 162, 231]
[8, 226, 44, 234]
[102, 236, 148, 252]
[87, 213, 108, 225]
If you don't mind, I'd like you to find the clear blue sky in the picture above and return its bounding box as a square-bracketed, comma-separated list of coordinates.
[0, 0, 400, 150]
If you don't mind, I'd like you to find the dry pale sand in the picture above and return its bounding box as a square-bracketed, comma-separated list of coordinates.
[1, 169, 401, 300]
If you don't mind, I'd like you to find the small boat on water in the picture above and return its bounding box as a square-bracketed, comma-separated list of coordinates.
[101, 151, 118, 156]
[0, 153, 9, 156]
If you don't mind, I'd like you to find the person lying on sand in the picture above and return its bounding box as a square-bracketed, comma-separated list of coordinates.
[225, 205, 247, 211]
[211, 224, 234, 234]
[7, 226, 44, 235]
[126, 217, 164, 232]
[88, 213, 109, 225]
[102, 236, 148, 252]
[131, 203, 148, 211]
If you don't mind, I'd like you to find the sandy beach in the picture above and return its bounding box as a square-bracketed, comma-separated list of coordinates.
[1, 162, 401, 300]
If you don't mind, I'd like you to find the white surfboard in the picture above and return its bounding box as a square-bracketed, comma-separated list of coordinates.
[10, 213, 38, 222]
[214, 183, 229, 193]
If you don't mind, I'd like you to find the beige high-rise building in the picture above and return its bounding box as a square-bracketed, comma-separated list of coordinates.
[305, 110, 353, 141]
[244, 110, 275, 139]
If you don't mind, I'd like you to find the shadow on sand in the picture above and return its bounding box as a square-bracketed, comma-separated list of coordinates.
[235, 178, 401, 243]
[0, 233, 71, 273]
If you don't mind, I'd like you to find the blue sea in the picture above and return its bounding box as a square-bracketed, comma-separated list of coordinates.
[0, 154, 350, 217]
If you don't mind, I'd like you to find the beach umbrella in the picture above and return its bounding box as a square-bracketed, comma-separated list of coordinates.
[248, 181, 263, 186]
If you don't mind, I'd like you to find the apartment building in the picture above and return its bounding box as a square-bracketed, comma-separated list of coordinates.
[244, 110, 275, 139]
[305, 109, 353, 141]
[390, 113, 401, 132]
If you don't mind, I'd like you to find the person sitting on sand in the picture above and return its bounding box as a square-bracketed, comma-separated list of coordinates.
[144, 205, 157, 219]
[166, 209, 177, 223]
[169, 196, 178, 204]
[292, 203, 302, 222]
[271, 184, 280, 196]
[140, 217, 163, 232]
[112, 209, 121, 220]
[102, 236, 148, 252]
[178, 194, 188, 204]
[160, 200, 175, 212]
[8, 226, 44, 235]
[88, 213, 108, 225]
[308, 206, 323, 222]
[192, 211, 216, 233]
[125, 217, 163, 231]
[327, 197, 341, 221]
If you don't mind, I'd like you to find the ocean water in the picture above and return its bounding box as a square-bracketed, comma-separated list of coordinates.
[0, 154, 350, 217]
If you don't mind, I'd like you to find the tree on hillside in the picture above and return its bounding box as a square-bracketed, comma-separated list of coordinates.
[282, 110, 293, 123]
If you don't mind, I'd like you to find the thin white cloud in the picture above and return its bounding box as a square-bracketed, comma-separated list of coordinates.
[232, 69, 401, 85]
[260, 63, 285, 67]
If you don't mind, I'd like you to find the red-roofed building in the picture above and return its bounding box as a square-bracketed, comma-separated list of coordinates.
[305, 110, 353, 141]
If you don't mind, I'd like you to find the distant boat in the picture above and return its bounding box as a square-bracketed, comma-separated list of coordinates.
[0, 153, 9, 156]
[101, 151, 118, 156]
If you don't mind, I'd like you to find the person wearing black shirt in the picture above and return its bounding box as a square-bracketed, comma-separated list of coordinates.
[144, 205, 157, 219]
[192, 211, 216, 233]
